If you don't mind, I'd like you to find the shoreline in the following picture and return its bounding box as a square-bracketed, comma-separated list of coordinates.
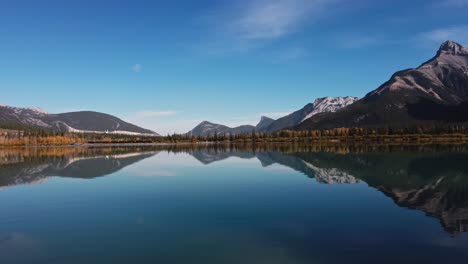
[2, 138, 468, 148]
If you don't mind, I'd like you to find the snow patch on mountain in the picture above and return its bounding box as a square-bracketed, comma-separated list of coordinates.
[2, 105, 48, 115]
[301, 96, 358, 122]
[25, 107, 48, 115]
[301, 160, 360, 184]
[60, 122, 158, 136]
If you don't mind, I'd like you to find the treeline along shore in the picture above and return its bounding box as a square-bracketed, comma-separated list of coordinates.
[2, 123, 468, 146]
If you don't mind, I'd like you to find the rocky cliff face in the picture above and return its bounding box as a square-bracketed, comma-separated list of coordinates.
[296, 40, 468, 130]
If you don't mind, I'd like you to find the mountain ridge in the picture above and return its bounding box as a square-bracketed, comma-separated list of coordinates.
[0, 105, 159, 136]
[295, 40, 468, 130]
[187, 96, 358, 136]
[263, 96, 358, 132]
[187, 120, 256, 137]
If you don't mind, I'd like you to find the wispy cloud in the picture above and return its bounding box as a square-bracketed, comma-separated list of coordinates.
[150, 118, 207, 135]
[199, 0, 340, 54]
[230, 0, 316, 41]
[417, 25, 468, 46]
[125, 109, 293, 135]
[124, 110, 184, 135]
[433, 0, 468, 7]
[132, 64, 142, 73]
[258, 111, 292, 118]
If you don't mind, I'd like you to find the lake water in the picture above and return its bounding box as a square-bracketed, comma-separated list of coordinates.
[1, 144, 468, 263]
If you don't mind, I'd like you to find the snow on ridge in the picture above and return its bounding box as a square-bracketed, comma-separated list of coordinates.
[302, 96, 359, 122]
[0, 104, 51, 128]
[301, 160, 360, 184]
[1, 105, 48, 115]
[59, 122, 159, 137]
[25, 107, 48, 114]
[1, 104, 158, 135]
[62, 151, 159, 167]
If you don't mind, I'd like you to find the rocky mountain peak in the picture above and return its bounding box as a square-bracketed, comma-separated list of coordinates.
[256, 116, 275, 131]
[438, 40, 468, 56]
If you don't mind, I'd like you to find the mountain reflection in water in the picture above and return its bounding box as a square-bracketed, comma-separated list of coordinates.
[1, 144, 468, 234]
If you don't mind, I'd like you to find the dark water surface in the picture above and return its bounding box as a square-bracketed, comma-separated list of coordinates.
[1, 144, 468, 263]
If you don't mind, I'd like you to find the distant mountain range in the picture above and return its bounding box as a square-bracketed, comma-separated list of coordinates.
[2, 40, 467, 135]
[190, 40, 468, 135]
[296, 40, 468, 130]
[0, 105, 159, 136]
[187, 96, 358, 136]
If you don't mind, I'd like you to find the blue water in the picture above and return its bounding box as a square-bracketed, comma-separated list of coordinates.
[0, 146, 467, 263]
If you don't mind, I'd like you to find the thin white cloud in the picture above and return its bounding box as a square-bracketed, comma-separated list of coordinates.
[124, 110, 185, 135]
[231, 0, 312, 40]
[127, 116, 204, 135]
[199, 0, 340, 54]
[132, 64, 142, 73]
[125, 109, 293, 135]
[433, 0, 468, 7]
[258, 111, 292, 119]
[417, 25, 468, 46]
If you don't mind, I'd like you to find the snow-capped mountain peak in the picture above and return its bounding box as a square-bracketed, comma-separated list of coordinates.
[302, 96, 358, 122]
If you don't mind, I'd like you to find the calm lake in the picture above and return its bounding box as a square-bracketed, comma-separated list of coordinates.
[1, 144, 468, 263]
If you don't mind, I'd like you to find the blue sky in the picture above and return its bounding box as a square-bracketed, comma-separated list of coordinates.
[1, 0, 468, 134]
